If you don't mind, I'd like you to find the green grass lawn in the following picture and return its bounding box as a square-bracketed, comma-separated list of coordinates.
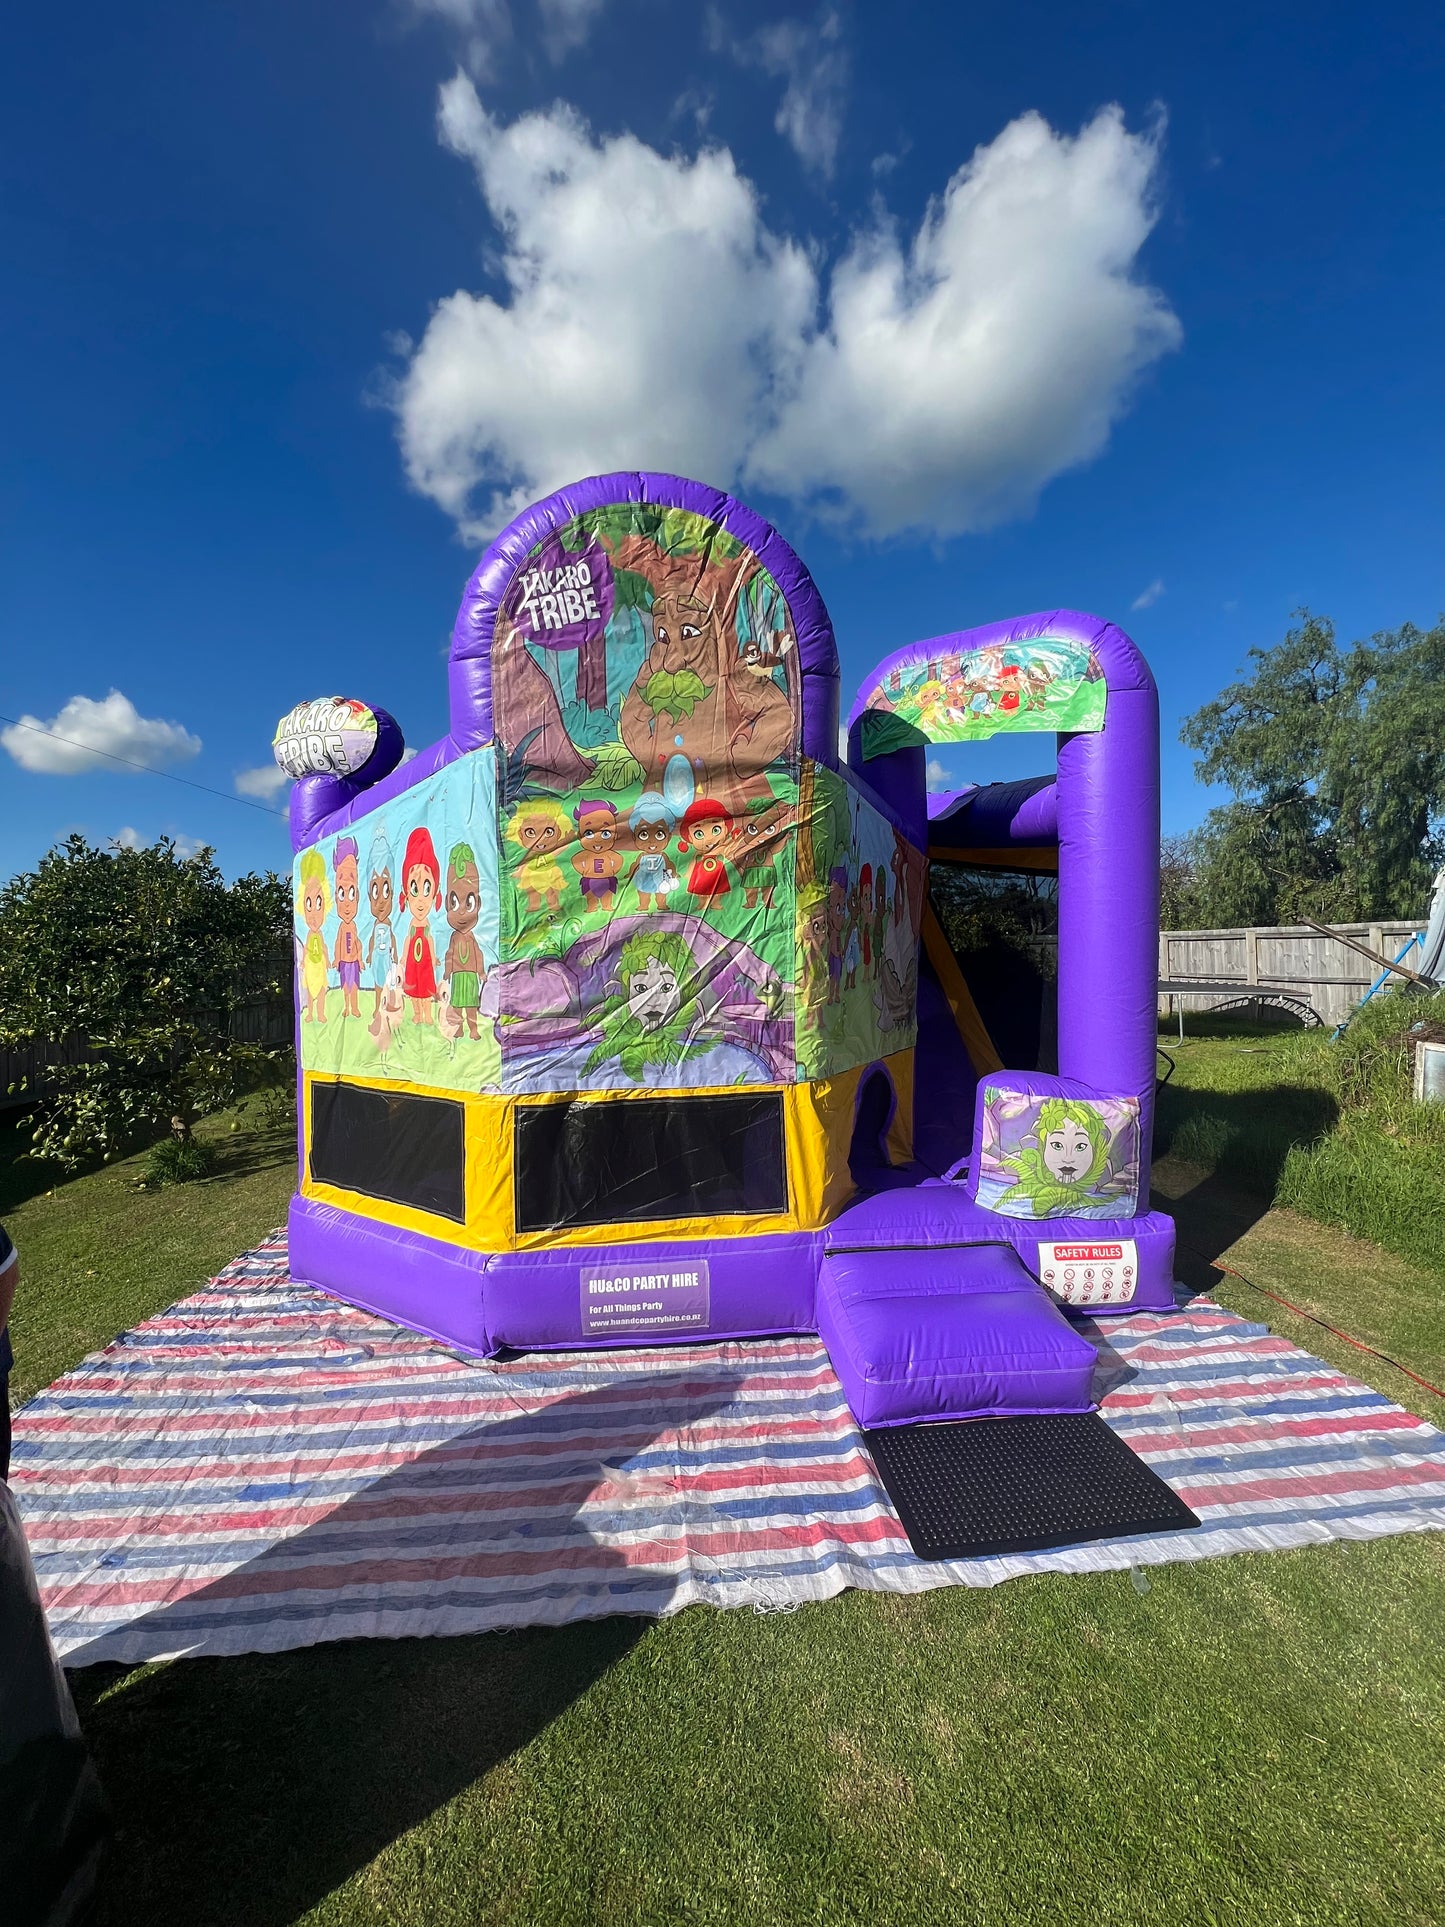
[1155, 987, 1445, 1274]
[7, 1082, 1445, 1927]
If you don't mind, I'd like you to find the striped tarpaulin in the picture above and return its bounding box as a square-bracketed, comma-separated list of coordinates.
[13, 1234, 1445, 1664]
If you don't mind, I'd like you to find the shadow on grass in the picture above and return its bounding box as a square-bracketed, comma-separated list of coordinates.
[1154, 1082, 1339, 1193]
[1152, 1083, 1339, 1298]
[66, 1373, 731, 1927]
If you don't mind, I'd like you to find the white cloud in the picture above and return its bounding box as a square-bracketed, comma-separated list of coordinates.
[1131, 577, 1165, 611]
[749, 108, 1182, 538]
[390, 84, 1179, 545]
[926, 758, 951, 791]
[114, 825, 145, 851]
[403, 0, 511, 81]
[399, 746, 420, 765]
[2, 691, 202, 776]
[711, 6, 849, 179]
[539, 0, 605, 60]
[236, 762, 292, 801]
[391, 77, 815, 541]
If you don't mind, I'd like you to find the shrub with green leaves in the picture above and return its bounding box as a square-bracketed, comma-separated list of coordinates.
[0, 834, 292, 1169]
[145, 1135, 220, 1185]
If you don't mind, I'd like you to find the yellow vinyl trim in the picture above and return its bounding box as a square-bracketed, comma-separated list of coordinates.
[301, 1052, 918, 1252]
[920, 901, 1006, 1075]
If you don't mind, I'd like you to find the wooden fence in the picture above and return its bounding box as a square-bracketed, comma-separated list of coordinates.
[1158, 921, 1427, 1028]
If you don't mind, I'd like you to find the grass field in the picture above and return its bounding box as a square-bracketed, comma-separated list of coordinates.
[6, 1065, 1445, 1927]
[1156, 986, 1445, 1274]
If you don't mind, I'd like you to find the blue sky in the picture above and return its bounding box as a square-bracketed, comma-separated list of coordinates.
[2, 0, 1442, 881]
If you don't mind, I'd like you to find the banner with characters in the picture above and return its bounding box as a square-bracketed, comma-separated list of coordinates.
[975, 1085, 1141, 1221]
[293, 750, 503, 1093]
[795, 764, 924, 1080]
[490, 501, 802, 1093]
[857, 634, 1105, 755]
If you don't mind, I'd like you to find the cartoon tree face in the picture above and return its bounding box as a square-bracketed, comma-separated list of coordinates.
[624, 952, 683, 1032]
[1041, 1114, 1095, 1184]
[993, 1096, 1113, 1218]
[582, 930, 715, 1079]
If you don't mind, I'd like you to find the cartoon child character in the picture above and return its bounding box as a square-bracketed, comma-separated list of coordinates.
[795, 879, 829, 1017]
[858, 863, 874, 974]
[996, 1097, 1113, 1218]
[332, 836, 363, 1019]
[825, 864, 848, 1006]
[365, 830, 397, 1017]
[441, 841, 486, 1041]
[737, 793, 790, 909]
[297, 850, 330, 1024]
[678, 798, 734, 903]
[507, 800, 569, 915]
[843, 877, 862, 991]
[571, 800, 623, 912]
[400, 825, 440, 1024]
[627, 793, 680, 911]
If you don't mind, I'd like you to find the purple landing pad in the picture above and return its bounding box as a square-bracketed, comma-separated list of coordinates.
[14, 1233, 1445, 1664]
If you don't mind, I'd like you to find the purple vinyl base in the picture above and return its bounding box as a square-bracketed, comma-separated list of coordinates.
[816, 1242, 1098, 1428]
[290, 1176, 1169, 1429]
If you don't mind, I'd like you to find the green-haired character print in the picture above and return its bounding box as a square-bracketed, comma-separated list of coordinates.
[582, 930, 715, 1082]
[442, 841, 485, 1041]
[997, 1097, 1113, 1218]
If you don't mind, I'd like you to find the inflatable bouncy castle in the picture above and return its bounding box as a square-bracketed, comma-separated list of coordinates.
[275, 472, 1173, 1430]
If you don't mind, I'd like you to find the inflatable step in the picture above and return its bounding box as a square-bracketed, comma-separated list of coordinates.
[817, 1242, 1098, 1430]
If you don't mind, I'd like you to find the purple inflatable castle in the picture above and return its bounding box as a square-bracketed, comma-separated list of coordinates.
[275, 472, 1173, 1430]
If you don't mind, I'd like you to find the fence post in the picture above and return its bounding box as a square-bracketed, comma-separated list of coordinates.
[1246, 928, 1260, 986]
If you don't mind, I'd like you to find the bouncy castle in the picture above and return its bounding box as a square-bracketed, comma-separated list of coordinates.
[275, 472, 1173, 1431]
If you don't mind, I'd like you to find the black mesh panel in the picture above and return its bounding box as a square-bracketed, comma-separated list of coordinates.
[514, 1092, 787, 1231]
[310, 1082, 466, 1223]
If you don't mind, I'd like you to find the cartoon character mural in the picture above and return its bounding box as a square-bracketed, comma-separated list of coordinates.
[332, 837, 364, 1019]
[294, 752, 502, 1094]
[485, 502, 811, 1093]
[401, 827, 440, 1024]
[442, 843, 486, 1042]
[365, 831, 397, 1017]
[678, 798, 734, 903]
[975, 1087, 1142, 1221]
[626, 793, 680, 910]
[798, 765, 923, 1078]
[297, 851, 330, 1024]
[508, 800, 570, 917]
[858, 634, 1106, 757]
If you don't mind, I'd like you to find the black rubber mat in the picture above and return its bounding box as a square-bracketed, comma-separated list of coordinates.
[863, 1412, 1200, 1561]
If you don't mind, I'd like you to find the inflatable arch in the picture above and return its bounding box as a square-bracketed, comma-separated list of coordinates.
[277, 472, 1173, 1429]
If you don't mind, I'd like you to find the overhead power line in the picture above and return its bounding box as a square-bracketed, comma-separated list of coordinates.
[0, 712, 289, 819]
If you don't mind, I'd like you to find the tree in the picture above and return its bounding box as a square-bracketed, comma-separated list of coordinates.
[0, 835, 291, 1169]
[1180, 611, 1445, 926]
[1159, 833, 1205, 930]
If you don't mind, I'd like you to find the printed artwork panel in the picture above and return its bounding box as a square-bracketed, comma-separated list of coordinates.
[294, 750, 503, 1096]
[796, 764, 924, 1080]
[859, 636, 1105, 755]
[489, 501, 804, 1093]
[976, 1086, 1141, 1221]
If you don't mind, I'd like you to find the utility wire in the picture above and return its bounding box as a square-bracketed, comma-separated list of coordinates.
[0, 712, 289, 818]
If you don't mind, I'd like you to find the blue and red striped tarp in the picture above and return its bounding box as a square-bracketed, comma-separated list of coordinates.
[13, 1234, 1445, 1664]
